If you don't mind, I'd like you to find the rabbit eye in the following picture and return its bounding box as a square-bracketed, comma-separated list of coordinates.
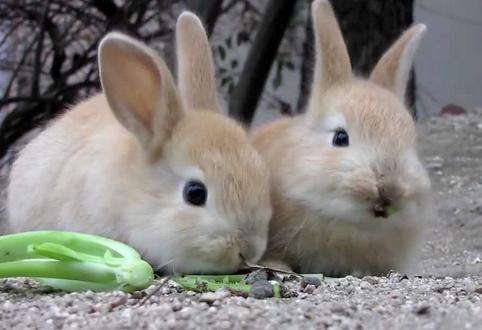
[183, 180, 207, 206]
[332, 129, 349, 147]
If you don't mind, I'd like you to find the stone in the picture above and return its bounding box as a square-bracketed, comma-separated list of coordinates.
[245, 269, 270, 284]
[300, 276, 322, 289]
[249, 280, 274, 299]
[199, 290, 230, 304]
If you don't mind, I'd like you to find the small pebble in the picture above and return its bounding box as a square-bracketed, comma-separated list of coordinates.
[362, 276, 380, 285]
[130, 291, 144, 299]
[360, 281, 372, 290]
[245, 269, 269, 284]
[250, 280, 274, 299]
[413, 303, 430, 315]
[199, 290, 229, 304]
[171, 302, 183, 312]
[166, 318, 178, 328]
[303, 284, 316, 294]
[300, 276, 321, 289]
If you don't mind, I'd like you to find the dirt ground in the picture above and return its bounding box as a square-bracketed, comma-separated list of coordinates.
[0, 110, 481, 329]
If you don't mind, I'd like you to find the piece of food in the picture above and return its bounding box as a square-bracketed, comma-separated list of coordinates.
[172, 272, 299, 299]
[386, 206, 397, 217]
[0, 231, 154, 292]
[172, 275, 252, 295]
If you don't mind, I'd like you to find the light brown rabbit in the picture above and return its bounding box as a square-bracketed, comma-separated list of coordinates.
[7, 12, 272, 274]
[252, 0, 432, 276]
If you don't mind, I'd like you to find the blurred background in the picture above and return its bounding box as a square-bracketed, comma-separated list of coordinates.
[0, 0, 481, 167]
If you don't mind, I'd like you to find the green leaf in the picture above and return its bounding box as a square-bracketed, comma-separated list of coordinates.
[273, 282, 281, 298]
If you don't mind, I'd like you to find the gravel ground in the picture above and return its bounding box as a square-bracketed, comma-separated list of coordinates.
[0, 110, 481, 329]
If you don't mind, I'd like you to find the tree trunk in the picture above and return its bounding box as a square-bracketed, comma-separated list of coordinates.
[229, 0, 298, 125]
[296, 4, 314, 113]
[297, 0, 416, 112]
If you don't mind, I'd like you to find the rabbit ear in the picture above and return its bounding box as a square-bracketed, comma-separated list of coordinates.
[99, 32, 182, 150]
[370, 24, 426, 101]
[176, 12, 221, 112]
[311, 0, 352, 95]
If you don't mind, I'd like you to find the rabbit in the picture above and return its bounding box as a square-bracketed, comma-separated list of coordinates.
[251, 0, 432, 276]
[7, 12, 272, 275]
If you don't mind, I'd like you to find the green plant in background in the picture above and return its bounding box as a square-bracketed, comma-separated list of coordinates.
[0, 231, 154, 292]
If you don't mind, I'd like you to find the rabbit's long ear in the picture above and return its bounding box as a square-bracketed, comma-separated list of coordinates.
[176, 12, 221, 112]
[99, 32, 182, 150]
[311, 0, 352, 95]
[370, 24, 426, 101]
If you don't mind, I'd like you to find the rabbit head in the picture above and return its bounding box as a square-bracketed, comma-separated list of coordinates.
[287, 0, 431, 222]
[98, 13, 271, 274]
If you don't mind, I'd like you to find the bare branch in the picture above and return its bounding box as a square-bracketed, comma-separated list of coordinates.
[31, 5, 49, 97]
[2, 36, 37, 99]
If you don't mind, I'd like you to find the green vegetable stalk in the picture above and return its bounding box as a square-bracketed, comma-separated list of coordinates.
[172, 274, 283, 298]
[0, 231, 154, 292]
[173, 275, 252, 294]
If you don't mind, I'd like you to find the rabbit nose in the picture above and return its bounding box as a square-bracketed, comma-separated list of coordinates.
[372, 183, 401, 218]
[372, 198, 390, 218]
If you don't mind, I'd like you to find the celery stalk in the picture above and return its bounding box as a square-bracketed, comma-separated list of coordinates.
[173, 275, 252, 294]
[0, 231, 154, 292]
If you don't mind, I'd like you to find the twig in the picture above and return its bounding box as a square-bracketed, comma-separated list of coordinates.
[31, 4, 49, 97]
[138, 276, 170, 307]
[2, 36, 37, 99]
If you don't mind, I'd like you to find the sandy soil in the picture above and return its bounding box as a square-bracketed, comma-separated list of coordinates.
[0, 110, 481, 329]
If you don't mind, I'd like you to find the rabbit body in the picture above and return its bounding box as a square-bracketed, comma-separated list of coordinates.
[8, 13, 272, 274]
[252, 0, 432, 276]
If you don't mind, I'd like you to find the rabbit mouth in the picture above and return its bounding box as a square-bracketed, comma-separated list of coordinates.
[371, 199, 400, 219]
[372, 201, 388, 218]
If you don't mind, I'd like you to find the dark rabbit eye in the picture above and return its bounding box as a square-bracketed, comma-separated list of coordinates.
[333, 129, 349, 147]
[183, 180, 207, 206]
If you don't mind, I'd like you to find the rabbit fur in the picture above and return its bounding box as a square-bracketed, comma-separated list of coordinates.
[7, 12, 272, 274]
[252, 0, 432, 276]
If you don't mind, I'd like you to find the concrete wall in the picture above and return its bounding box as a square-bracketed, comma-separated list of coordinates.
[415, 0, 482, 116]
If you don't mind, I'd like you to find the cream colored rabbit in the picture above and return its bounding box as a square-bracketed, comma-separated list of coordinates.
[7, 12, 272, 274]
[252, 0, 432, 276]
